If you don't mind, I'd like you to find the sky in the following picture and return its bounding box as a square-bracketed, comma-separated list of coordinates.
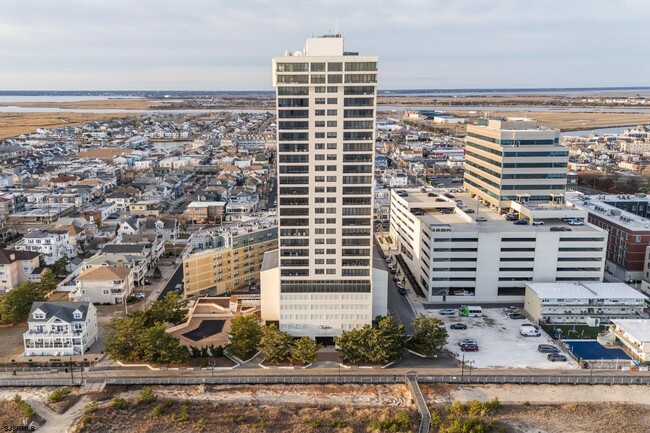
[1, 0, 648, 91]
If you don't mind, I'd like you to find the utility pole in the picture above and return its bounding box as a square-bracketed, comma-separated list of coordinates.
[69, 356, 74, 385]
[461, 354, 465, 381]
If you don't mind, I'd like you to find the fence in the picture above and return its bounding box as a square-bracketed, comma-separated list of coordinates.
[3, 373, 650, 388]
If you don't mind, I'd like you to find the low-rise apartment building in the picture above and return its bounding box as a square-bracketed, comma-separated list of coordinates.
[23, 301, 98, 356]
[186, 201, 225, 223]
[390, 189, 607, 303]
[183, 223, 277, 297]
[524, 282, 647, 326]
[609, 319, 650, 363]
[0, 249, 41, 294]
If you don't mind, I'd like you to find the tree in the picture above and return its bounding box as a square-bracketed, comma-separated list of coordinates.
[146, 291, 188, 326]
[291, 336, 320, 365]
[408, 314, 448, 358]
[228, 315, 261, 360]
[335, 316, 406, 365]
[104, 312, 148, 362]
[139, 323, 190, 365]
[49, 257, 69, 278]
[369, 316, 406, 364]
[39, 269, 58, 292]
[335, 325, 373, 365]
[0, 281, 46, 325]
[104, 309, 189, 365]
[259, 324, 293, 363]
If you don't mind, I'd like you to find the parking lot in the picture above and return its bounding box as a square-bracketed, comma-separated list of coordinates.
[427, 307, 579, 369]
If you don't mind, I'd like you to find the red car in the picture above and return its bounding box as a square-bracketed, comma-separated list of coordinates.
[460, 343, 479, 352]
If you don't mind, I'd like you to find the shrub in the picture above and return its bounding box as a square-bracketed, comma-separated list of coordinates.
[49, 387, 71, 403]
[197, 418, 205, 426]
[151, 404, 165, 417]
[177, 402, 189, 421]
[139, 386, 157, 404]
[235, 415, 246, 425]
[84, 402, 98, 414]
[430, 410, 442, 429]
[523, 401, 531, 406]
[13, 395, 35, 419]
[112, 396, 127, 410]
[198, 358, 208, 368]
[252, 418, 266, 429]
[369, 411, 411, 432]
[311, 419, 323, 428]
[331, 420, 347, 429]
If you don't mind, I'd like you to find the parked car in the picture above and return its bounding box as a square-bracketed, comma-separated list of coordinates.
[460, 343, 479, 352]
[547, 353, 568, 362]
[505, 214, 518, 221]
[531, 221, 544, 226]
[428, 192, 438, 197]
[569, 220, 584, 226]
[550, 227, 563, 231]
[397, 286, 407, 295]
[439, 308, 456, 315]
[390, 268, 397, 275]
[538, 344, 560, 353]
[509, 313, 526, 319]
[450, 323, 468, 330]
[513, 220, 528, 225]
[144, 279, 151, 286]
[174, 283, 183, 293]
[475, 216, 487, 222]
[465, 209, 475, 214]
[459, 338, 477, 346]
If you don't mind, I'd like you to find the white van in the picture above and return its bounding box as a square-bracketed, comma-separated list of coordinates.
[519, 324, 541, 337]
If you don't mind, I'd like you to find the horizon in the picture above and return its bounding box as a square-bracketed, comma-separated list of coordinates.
[1, 86, 650, 94]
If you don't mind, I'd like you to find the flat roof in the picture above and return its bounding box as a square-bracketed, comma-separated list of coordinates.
[526, 282, 648, 300]
[395, 189, 600, 234]
[611, 319, 650, 342]
[187, 201, 226, 208]
[565, 192, 650, 231]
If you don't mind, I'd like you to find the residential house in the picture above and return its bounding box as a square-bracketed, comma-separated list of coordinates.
[72, 266, 134, 304]
[23, 301, 98, 356]
[15, 229, 75, 265]
[143, 217, 178, 242]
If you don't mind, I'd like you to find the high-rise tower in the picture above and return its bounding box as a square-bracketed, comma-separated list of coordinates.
[261, 35, 386, 338]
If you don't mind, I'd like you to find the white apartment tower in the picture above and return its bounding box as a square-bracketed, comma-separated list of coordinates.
[261, 35, 387, 338]
[464, 118, 568, 211]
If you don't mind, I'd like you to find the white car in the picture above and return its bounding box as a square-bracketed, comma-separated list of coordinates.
[569, 220, 584, 226]
[531, 221, 544, 226]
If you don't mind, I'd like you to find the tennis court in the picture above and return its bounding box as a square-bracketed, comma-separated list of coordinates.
[183, 320, 226, 342]
[564, 340, 631, 361]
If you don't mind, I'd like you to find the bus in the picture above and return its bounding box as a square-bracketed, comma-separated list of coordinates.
[459, 305, 482, 317]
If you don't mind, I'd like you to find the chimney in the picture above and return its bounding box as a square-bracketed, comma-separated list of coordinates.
[9, 253, 15, 261]
[117, 260, 124, 268]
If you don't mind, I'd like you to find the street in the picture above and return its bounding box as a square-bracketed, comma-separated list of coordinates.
[374, 238, 416, 334]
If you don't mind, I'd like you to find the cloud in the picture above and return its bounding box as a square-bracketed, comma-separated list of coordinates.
[0, 0, 647, 89]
